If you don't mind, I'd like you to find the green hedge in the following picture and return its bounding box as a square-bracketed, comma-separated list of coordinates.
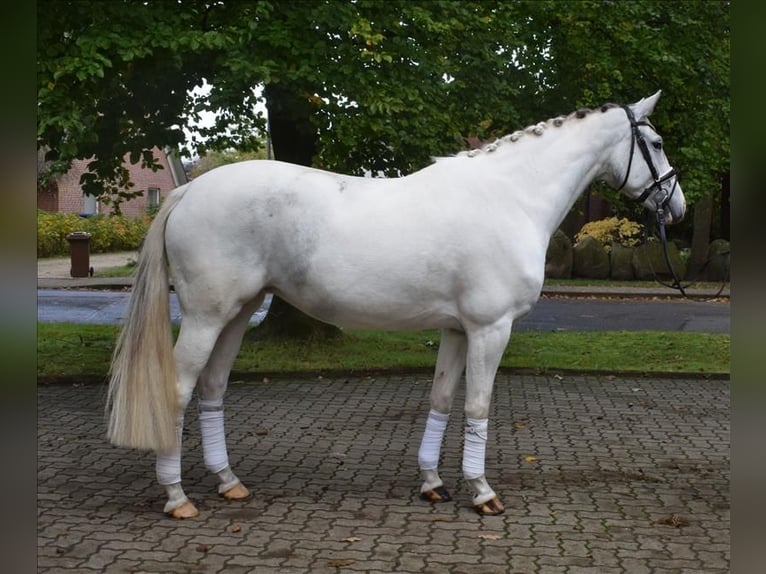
[37, 210, 152, 257]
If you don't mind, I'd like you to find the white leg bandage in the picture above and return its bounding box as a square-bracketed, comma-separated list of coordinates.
[463, 417, 488, 480]
[418, 409, 449, 471]
[199, 398, 230, 474]
[156, 415, 184, 486]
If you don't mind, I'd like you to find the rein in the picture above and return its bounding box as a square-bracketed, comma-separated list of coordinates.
[640, 210, 729, 301]
[618, 106, 727, 301]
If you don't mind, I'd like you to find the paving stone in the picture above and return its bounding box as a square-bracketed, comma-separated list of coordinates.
[38, 374, 730, 572]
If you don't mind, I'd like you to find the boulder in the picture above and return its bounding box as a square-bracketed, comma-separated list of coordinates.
[609, 243, 635, 280]
[632, 241, 686, 280]
[572, 235, 610, 279]
[706, 239, 730, 281]
[545, 229, 573, 279]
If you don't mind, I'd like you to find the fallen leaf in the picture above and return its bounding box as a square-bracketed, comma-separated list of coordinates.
[479, 534, 501, 540]
[656, 514, 689, 528]
[523, 455, 538, 463]
[512, 421, 527, 431]
[195, 543, 209, 553]
[341, 537, 362, 543]
[230, 524, 242, 533]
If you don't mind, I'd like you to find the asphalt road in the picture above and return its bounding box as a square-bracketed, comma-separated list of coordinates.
[36, 289, 730, 333]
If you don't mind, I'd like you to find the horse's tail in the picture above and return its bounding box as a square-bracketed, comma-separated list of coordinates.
[106, 184, 189, 452]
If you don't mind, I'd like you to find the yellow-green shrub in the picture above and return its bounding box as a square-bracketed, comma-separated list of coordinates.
[37, 210, 152, 257]
[575, 216, 644, 253]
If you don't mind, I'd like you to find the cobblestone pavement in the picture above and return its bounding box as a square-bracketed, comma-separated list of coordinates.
[38, 374, 729, 573]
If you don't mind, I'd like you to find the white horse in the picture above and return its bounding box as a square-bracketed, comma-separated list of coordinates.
[107, 91, 685, 518]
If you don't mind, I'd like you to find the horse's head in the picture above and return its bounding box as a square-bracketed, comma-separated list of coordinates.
[609, 91, 686, 224]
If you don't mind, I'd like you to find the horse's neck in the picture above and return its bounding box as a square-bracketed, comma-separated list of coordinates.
[471, 112, 623, 239]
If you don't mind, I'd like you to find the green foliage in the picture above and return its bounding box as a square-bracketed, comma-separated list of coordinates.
[37, 0, 728, 204]
[522, 0, 729, 204]
[190, 148, 267, 179]
[37, 210, 151, 257]
[575, 217, 644, 252]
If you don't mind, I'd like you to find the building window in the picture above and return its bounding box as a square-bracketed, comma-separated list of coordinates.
[147, 187, 160, 213]
[82, 193, 98, 216]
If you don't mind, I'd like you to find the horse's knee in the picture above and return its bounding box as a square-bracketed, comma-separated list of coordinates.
[464, 398, 491, 421]
[429, 392, 452, 414]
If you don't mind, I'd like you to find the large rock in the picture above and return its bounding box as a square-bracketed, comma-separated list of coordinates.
[609, 243, 635, 280]
[706, 239, 730, 281]
[632, 241, 686, 280]
[572, 235, 610, 279]
[545, 229, 573, 279]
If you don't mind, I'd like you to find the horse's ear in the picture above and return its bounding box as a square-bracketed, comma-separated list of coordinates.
[630, 90, 662, 119]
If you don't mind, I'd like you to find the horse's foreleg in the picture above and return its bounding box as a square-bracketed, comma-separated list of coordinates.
[418, 328, 467, 503]
[197, 296, 264, 502]
[463, 320, 512, 515]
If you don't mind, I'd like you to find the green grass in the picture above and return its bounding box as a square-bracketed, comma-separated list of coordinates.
[93, 263, 137, 278]
[37, 323, 730, 382]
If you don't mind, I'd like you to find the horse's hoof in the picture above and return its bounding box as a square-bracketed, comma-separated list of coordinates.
[221, 482, 252, 501]
[474, 496, 505, 515]
[420, 485, 452, 503]
[166, 500, 199, 519]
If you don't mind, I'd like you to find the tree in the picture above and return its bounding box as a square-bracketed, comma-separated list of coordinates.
[38, 0, 729, 322]
[189, 148, 267, 180]
[38, 0, 728, 200]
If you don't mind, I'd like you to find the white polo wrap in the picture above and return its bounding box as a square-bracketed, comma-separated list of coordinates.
[156, 415, 184, 486]
[463, 417, 488, 480]
[418, 409, 449, 471]
[199, 398, 230, 474]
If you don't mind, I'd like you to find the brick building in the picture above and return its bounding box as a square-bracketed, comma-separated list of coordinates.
[37, 147, 188, 218]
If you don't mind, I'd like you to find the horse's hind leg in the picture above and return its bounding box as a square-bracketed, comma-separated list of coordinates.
[196, 294, 266, 502]
[156, 315, 228, 518]
[418, 328, 467, 503]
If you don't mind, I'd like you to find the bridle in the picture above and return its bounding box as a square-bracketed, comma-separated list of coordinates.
[616, 105, 696, 297]
[616, 105, 679, 217]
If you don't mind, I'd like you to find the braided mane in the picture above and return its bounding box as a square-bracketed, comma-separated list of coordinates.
[450, 102, 620, 159]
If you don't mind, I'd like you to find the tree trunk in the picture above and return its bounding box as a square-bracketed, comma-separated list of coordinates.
[254, 82, 341, 340]
[688, 194, 713, 280]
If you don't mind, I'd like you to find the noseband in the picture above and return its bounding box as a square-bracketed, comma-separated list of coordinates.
[616, 105, 678, 217]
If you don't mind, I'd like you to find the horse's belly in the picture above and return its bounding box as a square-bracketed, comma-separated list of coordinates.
[274, 286, 462, 331]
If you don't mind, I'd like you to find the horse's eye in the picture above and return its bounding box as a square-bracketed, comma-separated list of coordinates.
[652, 141, 663, 150]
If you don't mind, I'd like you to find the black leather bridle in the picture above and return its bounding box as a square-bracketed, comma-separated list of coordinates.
[616, 105, 679, 218]
[617, 105, 694, 296]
